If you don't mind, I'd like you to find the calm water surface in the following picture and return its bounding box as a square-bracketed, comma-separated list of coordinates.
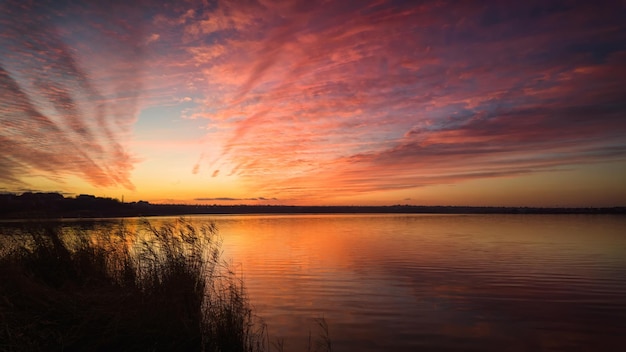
[5, 214, 626, 351]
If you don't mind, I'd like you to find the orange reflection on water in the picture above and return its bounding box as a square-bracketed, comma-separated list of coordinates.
[45, 214, 622, 351]
[204, 214, 626, 351]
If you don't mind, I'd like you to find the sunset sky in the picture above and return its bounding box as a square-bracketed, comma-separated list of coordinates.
[1, 0, 625, 206]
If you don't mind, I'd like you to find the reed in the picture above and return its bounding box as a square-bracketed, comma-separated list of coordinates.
[0, 218, 265, 352]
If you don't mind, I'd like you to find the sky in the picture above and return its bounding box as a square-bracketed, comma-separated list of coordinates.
[1, 0, 625, 207]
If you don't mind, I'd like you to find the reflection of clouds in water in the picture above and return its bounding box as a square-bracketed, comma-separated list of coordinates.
[3, 214, 622, 351]
[215, 214, 626, 351]
[367, 223, 626, 349]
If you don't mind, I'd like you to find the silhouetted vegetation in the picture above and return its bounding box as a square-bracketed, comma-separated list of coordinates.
[0, 219, 334, 352]
[1, 192, 624, 220]
[0, 219, 267, 351]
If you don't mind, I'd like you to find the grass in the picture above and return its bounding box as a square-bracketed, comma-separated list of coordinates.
[0, 218, 269, 352]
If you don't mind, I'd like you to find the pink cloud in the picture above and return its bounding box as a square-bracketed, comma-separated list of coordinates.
[166, 0, 625, 201]
[4, 0, 624, 203]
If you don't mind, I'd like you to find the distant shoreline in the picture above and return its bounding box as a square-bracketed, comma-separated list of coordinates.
[1, 192, 624, 220]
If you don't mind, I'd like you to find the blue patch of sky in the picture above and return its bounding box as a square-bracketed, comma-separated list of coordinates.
[134, 102, 205, 141]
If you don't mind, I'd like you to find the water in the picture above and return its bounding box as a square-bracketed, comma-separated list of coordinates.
[3, 214, 626, 351]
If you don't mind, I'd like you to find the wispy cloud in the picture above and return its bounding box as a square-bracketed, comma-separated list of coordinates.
[160, 0, 625, 201]
[3, 0, 625, 204]
[0, 0, 148, 190]
[194, 197, 277, 202]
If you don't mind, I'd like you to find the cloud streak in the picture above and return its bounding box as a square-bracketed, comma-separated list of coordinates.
[159, 0, 625, 202]
[3, 0, 625, 204]
[0, 0, 148, 190]
[194, 197, 277, 202]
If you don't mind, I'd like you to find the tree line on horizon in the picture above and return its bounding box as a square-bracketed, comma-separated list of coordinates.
[0, 192, 624, 220]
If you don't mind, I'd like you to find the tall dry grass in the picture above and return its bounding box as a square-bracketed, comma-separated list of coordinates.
[0, 218, 265, 352]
